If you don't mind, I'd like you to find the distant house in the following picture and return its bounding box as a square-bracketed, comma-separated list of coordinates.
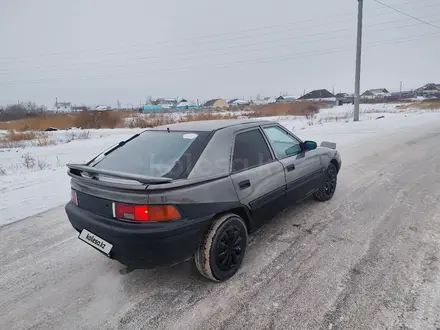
[55, 102, 72, 113]
[203, 99, 229, 108]
[297, 89, 336, 102]
[175, 99, 202, 110]
[361, 88, 391, 99]
[335, 93, 354, 105]
[176, 99, 190, 109]
[95, 105, 111, 111]
[72, 106, 88, 112]
[389, 91, 415, 100]
[414, 83, 440, 96]
[228, 99, 251, 106]
[253, 96, 276, 105]
[154, 98, 178, 109]
[276, 96, 297, 103]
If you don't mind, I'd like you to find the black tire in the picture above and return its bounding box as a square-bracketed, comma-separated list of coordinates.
[195, 213, 248, 282]
[314, 163, 338, 201]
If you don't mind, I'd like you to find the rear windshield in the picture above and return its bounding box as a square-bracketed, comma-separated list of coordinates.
[93, 130, 208, 179]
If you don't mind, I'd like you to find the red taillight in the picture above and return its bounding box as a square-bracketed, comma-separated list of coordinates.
[113, 203, 181, 222]
[71, 190, 78, 205]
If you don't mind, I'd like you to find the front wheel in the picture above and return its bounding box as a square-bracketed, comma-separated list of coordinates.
[314, 163, 338, 201]
[195, 214, 248, 282]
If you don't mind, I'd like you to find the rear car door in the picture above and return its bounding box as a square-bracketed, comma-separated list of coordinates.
[230, 128, 286, 230]
[261, 125, 323, 203]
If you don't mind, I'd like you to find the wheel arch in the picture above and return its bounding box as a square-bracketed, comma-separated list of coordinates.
[215, 205, 252, 233]
[330, 158, 340, 173]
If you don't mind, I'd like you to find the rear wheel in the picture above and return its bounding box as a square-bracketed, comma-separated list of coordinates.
[314, 163, 338, 201]
[195, 214, 248, 282]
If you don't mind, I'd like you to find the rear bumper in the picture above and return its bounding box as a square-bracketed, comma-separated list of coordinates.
[65, 202, 212, 269]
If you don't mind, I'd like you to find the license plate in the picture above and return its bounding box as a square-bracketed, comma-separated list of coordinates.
[78, 229, 113, 255]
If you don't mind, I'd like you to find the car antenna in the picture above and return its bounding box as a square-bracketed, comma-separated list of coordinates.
[167, 127, 170, 133]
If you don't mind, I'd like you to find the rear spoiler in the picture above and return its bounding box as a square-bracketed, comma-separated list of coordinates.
[66, 164, 173, 184]
[320, 141, 337, 149]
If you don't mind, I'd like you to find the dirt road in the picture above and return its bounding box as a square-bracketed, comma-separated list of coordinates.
[2, 121, 440, 330]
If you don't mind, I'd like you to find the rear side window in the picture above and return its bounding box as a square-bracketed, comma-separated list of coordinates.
[93, 131, 208, 179]
[232, 129, 273, 172]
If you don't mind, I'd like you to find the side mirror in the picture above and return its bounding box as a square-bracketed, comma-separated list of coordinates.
[302, 140, 317, 151]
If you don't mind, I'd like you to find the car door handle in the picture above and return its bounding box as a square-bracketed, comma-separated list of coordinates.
[287, 164, 296, 172]
[238, 179, 251, 190]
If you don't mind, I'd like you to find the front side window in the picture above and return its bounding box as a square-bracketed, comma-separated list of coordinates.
[232, 129, 272, 172]
[263, 126, 302, 158]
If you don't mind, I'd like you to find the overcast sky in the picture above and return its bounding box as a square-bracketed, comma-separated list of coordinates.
[1, 0, 439, 107]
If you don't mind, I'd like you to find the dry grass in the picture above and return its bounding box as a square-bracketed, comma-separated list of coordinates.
[4, 130, 40, 141]
[0, 110, 131, 131]
[0, 103, 327, 132]
[65, 130, 91, 141]
[0, 130, 60, 148]
[247, 101, 322, 117]
[0, 140, 24, 149]
[182, 113, 239, 121]
[128, 115, 176, 128]
[35, 135, 57, 147]
[74, 111, 123, 129]
[128, 112, 240, 128]
[0, 130, 37, 148]
[398, 99, 440, 110]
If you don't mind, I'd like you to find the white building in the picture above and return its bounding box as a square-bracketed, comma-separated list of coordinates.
[94, 105, 111, 111]
[154, 98, 177, 109]
[252, 96, 277, 105]
[361, 88, 391, 99]
[55, 102, 72, 113]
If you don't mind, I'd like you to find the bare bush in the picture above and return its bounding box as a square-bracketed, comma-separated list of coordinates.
[37, 159, 50, 170]
[306, 113, 317, 126]
[21, 152, 36, 169]
[36, 134, 58, 147]
[0, 165, 6, 176]
[0, 102, 46, 121]
[65, 130, 91, 142]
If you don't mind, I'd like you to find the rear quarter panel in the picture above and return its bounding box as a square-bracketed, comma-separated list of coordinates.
[148, 176, 241, 220]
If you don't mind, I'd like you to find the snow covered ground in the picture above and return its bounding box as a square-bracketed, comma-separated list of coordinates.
[1, 103, 439, 225]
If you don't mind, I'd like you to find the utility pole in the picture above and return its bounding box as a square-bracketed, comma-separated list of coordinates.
[353, 0, 363, 122]
[400, 81, 403, 98]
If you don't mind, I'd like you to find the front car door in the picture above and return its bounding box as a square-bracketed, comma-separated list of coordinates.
[261, 124, 323, 203]
[230, 128, 286, 231]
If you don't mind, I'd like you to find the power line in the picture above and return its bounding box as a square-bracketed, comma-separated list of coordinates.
[2, 31, 438, 85]
[2, 15, 439, 77]
[1, 0, 439, 63]
[373, 0, 440, 30]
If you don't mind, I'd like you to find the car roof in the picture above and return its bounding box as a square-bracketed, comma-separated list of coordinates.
[151, 118, 275, 132]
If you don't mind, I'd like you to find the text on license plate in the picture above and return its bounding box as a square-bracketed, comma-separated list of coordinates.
[78, 229, 113, 255]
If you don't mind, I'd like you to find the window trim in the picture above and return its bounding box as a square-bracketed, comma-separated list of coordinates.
[230, 127, 275, 174]
[260, 124, 304, 160]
